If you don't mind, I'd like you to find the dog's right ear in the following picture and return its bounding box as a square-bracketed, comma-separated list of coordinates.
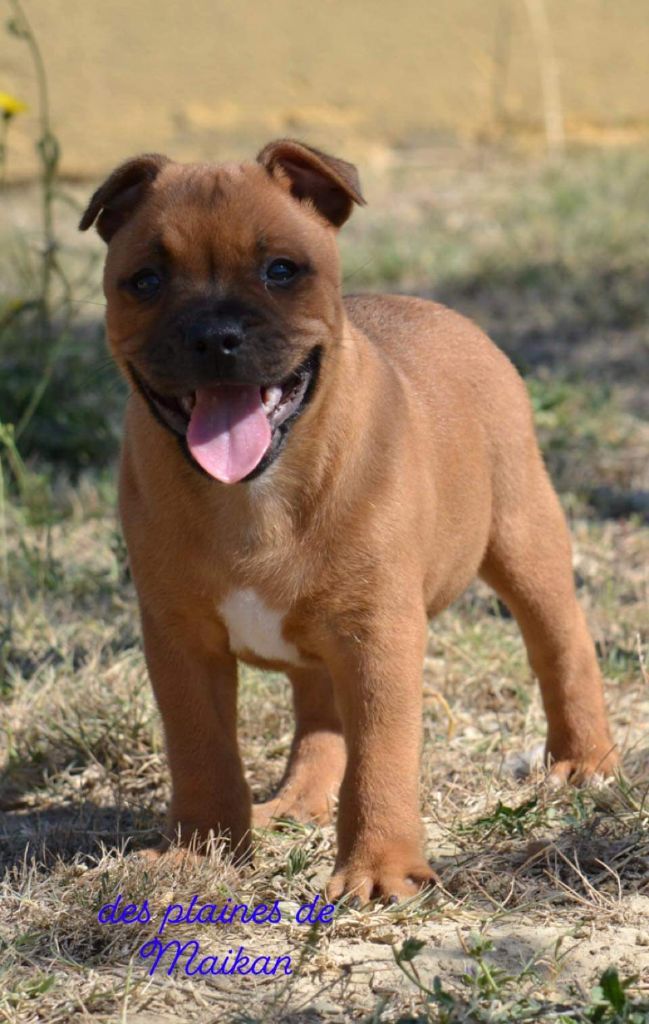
[79, 154, 170, 242]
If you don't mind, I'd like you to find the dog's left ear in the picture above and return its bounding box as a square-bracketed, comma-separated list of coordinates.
[257, 139, 366, 228]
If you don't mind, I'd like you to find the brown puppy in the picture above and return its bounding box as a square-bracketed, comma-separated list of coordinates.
[80, 141, 617, 902]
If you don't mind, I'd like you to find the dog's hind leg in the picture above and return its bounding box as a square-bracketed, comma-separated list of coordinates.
[479, 468, 617, 784]
[253, 666, 346, 827]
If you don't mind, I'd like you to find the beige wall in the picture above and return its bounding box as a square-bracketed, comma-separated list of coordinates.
[4, 0, 649, 179]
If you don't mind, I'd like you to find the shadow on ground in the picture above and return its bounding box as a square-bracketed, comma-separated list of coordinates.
[429, 260, 648, 395]
[0, 802, 163, 871]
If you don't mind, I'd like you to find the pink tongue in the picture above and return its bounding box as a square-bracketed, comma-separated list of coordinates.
[186, 385, 271, 483]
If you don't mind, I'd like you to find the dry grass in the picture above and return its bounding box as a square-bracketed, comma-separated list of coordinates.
[1, 145, 648, 1022]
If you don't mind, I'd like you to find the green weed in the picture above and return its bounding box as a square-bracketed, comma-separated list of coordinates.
[391, 935, 649, 1023]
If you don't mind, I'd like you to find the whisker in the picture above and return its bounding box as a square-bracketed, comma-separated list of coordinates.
[342, 257, 377, 284]
[65, 299, 107, 309]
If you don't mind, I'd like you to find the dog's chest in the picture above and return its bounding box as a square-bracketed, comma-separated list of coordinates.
[218, 588, 303, 666]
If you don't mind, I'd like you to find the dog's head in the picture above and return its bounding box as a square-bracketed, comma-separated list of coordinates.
[80, 140, 365, 484]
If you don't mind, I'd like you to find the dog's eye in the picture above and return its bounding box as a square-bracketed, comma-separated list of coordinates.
[265, 259, 299, 286]
[129, 269, 161, 299]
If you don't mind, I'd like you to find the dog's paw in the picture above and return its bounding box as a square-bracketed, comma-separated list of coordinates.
[544, 736, 619, 788]
[546, 752, 619, 788]
[164, 812, 253, 864]
[130, 846, 204, 868]
[74, 844, 207, 889]
[253, 793, 334, 828]
[326, 843, 438, 904]
[508, 740, 619, 788]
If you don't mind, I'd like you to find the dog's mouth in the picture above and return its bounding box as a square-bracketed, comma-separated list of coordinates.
[129, 348, 320, 484]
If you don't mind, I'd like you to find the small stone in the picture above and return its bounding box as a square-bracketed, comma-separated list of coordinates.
[277, 900, 301, 921]
[635, 931, 649, 946]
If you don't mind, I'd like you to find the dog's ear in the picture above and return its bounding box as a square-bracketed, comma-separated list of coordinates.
[257, 139, 366, 228]
[79, 154, 170, 242]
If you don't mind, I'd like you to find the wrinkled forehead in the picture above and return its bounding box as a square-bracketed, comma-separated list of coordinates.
[141, 160, 324, 261]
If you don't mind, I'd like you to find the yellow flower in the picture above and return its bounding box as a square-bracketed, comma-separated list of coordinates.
[0, 92, 28, 119]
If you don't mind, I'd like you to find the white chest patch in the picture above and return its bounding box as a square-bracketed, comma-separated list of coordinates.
[218, 588, 303, 665]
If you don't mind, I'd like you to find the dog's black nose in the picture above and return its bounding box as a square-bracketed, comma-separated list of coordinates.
[184, 317, 245, 355]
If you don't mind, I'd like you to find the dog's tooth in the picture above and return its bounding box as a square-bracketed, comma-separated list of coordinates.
[180, 395, 193, 415]
[263, 385, 283, 412]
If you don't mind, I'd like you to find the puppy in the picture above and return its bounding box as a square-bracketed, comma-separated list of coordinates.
[80, 140, 617, 901]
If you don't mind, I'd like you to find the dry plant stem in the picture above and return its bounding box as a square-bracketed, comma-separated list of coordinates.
[0, 117, 9, 186]
[0, 452, 10, 680]
[523, 0, 565, 156]
[491, 0, 513, 133]
[0, 453, 7, 588]
[7, 0, 72, 441]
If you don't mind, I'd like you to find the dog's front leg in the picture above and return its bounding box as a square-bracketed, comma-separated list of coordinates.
[325, 604, 435, 902]
[140, 606, 251, 860]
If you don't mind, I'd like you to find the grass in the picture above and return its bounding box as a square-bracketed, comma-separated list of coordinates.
[1, 144, 648, 1022]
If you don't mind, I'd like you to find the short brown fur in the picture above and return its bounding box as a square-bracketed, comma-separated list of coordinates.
[81, 141, 617, 901]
